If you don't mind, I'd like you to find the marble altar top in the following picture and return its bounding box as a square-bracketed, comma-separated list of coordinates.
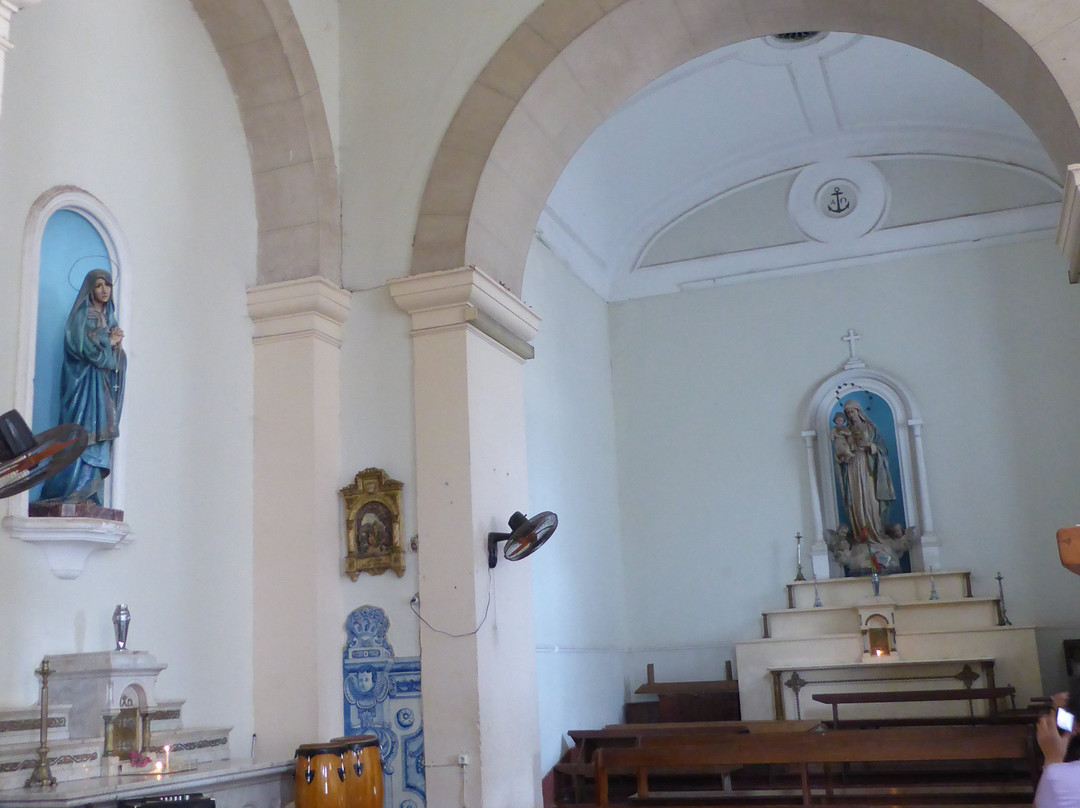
[0, 760, 291, 808]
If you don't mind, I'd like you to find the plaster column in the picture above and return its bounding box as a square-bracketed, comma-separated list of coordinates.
[801, 430, 831, 580]
[247, 276, 351, 763]
[0, 1, 38, 121]
[390, 267, 542, 808]
[907, 419, 940, 571]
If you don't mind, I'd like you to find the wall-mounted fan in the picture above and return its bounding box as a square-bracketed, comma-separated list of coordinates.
[0, 410, 88, 500]
[487, 510, 558, 568]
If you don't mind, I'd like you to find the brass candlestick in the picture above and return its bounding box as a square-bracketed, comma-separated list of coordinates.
[25, 658, 57, 789]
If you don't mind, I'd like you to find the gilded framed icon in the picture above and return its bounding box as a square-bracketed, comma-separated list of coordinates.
[341, 467, 405, 580]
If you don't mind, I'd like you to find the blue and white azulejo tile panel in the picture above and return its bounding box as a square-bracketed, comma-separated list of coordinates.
[343, 606, 424, 808]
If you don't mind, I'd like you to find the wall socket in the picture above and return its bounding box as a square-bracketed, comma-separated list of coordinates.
[410, 593, 420, 606]
[457, 753, 469, 766]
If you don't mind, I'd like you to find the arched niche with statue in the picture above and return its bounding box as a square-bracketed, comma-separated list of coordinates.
[800, 332, 939, 579]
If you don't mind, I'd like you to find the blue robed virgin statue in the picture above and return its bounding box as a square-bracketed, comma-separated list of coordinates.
[39, 269, 125, 505]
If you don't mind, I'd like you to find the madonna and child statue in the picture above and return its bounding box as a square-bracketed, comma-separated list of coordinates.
[33, 269, 125, 514]
[824, 393, 915, 574]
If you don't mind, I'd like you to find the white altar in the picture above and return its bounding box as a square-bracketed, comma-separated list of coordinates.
[0, 648, 291, 808]
[0, 761, 291, 808]
[734, 570, 1042, 722]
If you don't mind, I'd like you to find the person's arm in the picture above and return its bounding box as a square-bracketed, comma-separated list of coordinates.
[1037, 713, 1075, 765]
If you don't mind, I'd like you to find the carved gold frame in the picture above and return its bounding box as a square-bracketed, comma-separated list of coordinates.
[341, 467, 404, 580]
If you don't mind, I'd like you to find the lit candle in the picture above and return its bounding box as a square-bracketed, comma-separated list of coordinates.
[164, 745, 170, 771]
[155, 760, 163, 773]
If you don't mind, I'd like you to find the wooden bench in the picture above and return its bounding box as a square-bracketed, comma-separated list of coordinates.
[592, 725, 1034, 807]
[812, 685, 1016, 728]
[559, 720, 820, 803]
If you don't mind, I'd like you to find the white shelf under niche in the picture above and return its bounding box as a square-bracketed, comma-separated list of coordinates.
[4, 515, 133, 579]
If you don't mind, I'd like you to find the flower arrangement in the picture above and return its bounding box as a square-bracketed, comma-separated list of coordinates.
[127, 750, 154, 768]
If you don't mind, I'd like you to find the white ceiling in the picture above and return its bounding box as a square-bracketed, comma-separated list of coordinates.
[537, 32, 1062, 302]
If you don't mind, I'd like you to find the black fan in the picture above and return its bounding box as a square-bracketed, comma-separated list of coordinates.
[0, 410, 88, 499]
[488, 510, 558, 568]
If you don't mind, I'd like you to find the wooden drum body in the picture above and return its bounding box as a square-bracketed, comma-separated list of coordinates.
[294, 743, 348, 808]
[332, 734, 383, 808]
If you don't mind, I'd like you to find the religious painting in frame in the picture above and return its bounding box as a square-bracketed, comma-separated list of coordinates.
[341, 467, 405, 580]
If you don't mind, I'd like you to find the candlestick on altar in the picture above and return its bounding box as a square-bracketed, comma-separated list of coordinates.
[794, 532, 806, 581]
[996, 571, 1012, 625]
[25, 658, 56, 789]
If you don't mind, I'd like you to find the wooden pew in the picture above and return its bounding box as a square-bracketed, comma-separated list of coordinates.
[592, 725, 1033, 807]
[811, 685, 1016, 728]
[559, 720, 820, 803]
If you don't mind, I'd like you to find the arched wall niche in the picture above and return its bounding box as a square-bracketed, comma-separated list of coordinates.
[12, 185, 130, 518]
[412, 0, 1080, 295]
[801, 358, 938, 580]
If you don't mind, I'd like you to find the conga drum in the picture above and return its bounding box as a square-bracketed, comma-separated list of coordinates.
[294, 742, 348, 808]
[331, 734, 383, 808]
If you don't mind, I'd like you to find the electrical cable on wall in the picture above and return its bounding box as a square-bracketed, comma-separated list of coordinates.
[409, 567, 494, 637]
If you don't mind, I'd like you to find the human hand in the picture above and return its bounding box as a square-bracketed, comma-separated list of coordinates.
[109, 327, 124, 347]
[1037, 712, 1076, 765]
[1051, 692, 1069, 709]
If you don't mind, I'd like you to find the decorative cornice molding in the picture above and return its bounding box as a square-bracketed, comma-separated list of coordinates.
[246, 276, 352, 347]
[1056, 163, 1080, 283]
[388, 265, 540, 359]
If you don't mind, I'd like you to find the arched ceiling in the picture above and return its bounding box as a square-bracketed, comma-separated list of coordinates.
[538, 32, 1061, 301]
[414, 0, 1080, 299]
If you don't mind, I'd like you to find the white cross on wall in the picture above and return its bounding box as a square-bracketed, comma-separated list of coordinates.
[842, 329, 861, 360]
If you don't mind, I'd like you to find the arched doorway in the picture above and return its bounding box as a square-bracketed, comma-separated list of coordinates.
[405, 2, 1080, 804]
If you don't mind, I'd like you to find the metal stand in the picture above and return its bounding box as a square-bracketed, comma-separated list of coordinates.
[25, 658, 56, 789]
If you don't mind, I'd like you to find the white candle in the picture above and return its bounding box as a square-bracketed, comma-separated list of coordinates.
[164, 745, 170, 771]
[796, 533, 802, 566]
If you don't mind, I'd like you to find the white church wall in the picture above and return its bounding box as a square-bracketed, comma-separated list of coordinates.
[0, 0, 257, 753]
[336, 0, 536, 291]
[609, 239, 1080, 696]
[522, 241, 628, 771]
[338, 287, 419, 659]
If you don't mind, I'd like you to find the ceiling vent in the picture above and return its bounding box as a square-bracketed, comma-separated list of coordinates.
[767, 31, 825, 47]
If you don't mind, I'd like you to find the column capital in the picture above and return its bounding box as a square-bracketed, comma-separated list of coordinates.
[247, 275, 351, 347]
[389, 266, 540, 359]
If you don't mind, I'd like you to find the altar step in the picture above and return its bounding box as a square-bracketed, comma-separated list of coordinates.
[762, 597, 1001, 639]
[0, 737, 102, 791]
[785, 571, 973, 609]
[0, 707, 71, 746]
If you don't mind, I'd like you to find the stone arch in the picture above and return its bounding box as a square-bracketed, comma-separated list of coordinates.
[412, 0, 1080, 296]
[191, 0, 340, 286]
